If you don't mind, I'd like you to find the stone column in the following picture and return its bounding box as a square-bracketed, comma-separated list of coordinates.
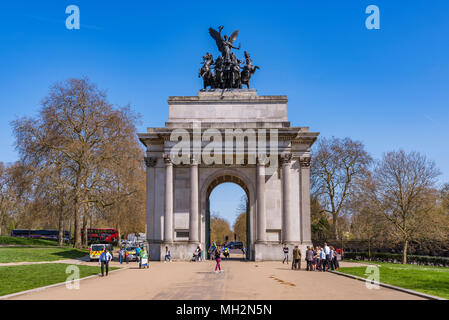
[281, 154, 293, 242]
[163, 154, 173, 243]
[189, 159, 199, 243]
[300, 157, 312, 244]
[256, 157, 266, 243]
[144, 156, 157, 241]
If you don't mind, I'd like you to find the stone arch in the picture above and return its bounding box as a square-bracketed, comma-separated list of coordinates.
[199, 168, 256, 260]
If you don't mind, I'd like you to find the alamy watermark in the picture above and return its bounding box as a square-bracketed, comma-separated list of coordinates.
[365, 265, 380, 290]
[65, 5, 80, 30]
[65, 265, 80, 290]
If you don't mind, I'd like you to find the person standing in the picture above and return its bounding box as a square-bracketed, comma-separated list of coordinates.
[139, 247, 149, 269]
[306, 246, 314, 271]
[320, 248, 327, 272]
[119, 247, 124, 264]
[125, 249, 129, 264]
[333, 248, 340, 270]
[292, 245, 301, 270]
[99, 248, 112, 277]
[327, 246, 334, 270]
[323, 243, 330, 267]
[282, 244, 289, 264]
[164, 246, 171, 263]
[135, 246, 141, 264]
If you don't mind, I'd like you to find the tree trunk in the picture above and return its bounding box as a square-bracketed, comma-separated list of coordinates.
[117, 224, 121, 246]
[332, 213, 338, 239]
[58, 211, 64, 247]
[402, 240, 408, 264]
[82, 213, 88, 248]
[368, 239, 371, 260]
[74, 201, 81, 248]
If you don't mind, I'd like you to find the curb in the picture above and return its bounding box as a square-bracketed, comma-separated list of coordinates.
[0, 265, 129, 300]
[329, 270, 446, 301]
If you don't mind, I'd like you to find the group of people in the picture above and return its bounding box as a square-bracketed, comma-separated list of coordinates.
[282, 242, 340, 272]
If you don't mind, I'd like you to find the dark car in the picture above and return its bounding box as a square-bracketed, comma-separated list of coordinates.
[229, 241, 243, 249]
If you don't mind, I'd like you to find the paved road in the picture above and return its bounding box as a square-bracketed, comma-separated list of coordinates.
[8, 260, 423, 300]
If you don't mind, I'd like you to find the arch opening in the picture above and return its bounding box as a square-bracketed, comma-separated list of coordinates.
[205, 177, 250, 260]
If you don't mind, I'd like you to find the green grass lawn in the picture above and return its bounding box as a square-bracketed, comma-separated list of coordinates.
[0, 236, 64, 246]
[0, 263, 116, 296]
[339, 261, 449, 299]
[0, 247, 88, 263]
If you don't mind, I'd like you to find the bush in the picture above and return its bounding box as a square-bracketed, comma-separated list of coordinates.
[344, 251, 449, 267]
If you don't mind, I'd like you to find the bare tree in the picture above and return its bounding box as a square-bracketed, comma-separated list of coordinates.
[12, 78, 144, 248]
[311, 137, 373, 239]
[369, 150, 441, 264]
[350, 173, 388, 258]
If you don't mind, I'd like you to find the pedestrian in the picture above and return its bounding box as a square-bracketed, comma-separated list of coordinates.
[164, 246, 171, 263]
[125, 249, 129, 264]
[323, 242, 330, 269]
[333, 248, 340, 270]
[214, 247, 222, 273]
[139, 247, 149, 269]
[196, 246, 202, 262]
[306, 246, 314, 271]
[242, 246, 247, 259]
[320, 247, 327, 272]
[135, 246, 141, 264]
[119, 247, 124, 264]
[292, 245, 301, 270]
[210, 242, 217, 260]
[198, 243, 203, 261]
[99, 248, 112, 277]
[282, 244, 289, 264]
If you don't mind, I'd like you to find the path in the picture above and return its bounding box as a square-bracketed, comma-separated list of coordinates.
[7, 260, 424, 300]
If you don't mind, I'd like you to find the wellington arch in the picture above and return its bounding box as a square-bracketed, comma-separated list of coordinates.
[138, 89, 319, 261]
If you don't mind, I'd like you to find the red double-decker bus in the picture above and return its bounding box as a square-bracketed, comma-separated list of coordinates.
[84, 228, 117, 244]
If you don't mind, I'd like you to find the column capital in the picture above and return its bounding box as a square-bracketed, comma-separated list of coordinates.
[144, 156, 157, 168]
[190, 155, 200, 166]
[280, 153, 292, 165]
[299, 157, 311, 168]
[257, 155, 268, 166]
[163, 153, 172, 165]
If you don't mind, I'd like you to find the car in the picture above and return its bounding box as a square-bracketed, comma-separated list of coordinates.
[230, 241, 243, 249]
[125, 246, 138, 261]
[89, 243, 114, 261]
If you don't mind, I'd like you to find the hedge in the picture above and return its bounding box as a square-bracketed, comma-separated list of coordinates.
[343, 252, 449, 267]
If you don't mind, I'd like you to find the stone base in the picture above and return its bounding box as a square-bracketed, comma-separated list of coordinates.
[254, 242, 310, 261]
[149, 241, 201, 261]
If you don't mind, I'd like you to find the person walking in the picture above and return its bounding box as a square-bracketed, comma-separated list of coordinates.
[164, 246, 171, 263]
[198, 243, 203, 262]
[242, 246, 247, 260]
[214, 247, 222, 273]
[282, 244, 289, 264]
[292, 245, 301, 270]
[99, 248, 112, 277]
[306, 246, 314, 271]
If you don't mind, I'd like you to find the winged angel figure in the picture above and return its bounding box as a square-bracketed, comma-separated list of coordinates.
[208, 26, 241, 62]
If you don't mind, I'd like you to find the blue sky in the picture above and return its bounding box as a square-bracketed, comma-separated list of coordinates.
[0, 1, 448, 226]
